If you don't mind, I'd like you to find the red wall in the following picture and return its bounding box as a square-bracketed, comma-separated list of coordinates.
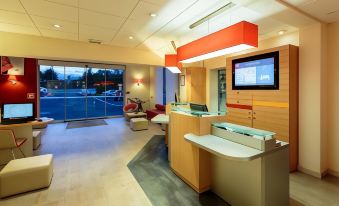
[0, 58, 38, 117]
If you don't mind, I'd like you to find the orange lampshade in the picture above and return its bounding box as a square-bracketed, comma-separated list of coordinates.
[177, 21, 258, 63]
[8, 75, 17, 85]
[136, 79, 142, 86]
[165, 54, 182, 73]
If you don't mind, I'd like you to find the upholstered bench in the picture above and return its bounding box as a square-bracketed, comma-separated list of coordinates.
[33, 131, 42, 150]
[0, 154, 53, 198]
[130, 118, 148, 131]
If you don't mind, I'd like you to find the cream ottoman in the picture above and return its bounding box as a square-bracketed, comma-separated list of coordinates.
[130, 118, 148, 131]
[33, 131, 42, 150]
[0, 154, 53, 198]
[125, 112, 147, 121]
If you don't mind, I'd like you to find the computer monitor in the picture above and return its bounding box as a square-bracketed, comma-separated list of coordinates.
[1, 103, 34, 124]
[190, 103, 208, 112]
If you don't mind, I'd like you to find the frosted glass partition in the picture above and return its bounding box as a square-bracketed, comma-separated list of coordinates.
[212, 122, 275, 140]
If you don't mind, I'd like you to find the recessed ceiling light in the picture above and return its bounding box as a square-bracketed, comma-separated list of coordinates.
[278, 30, 286, 35]
[150, 13, 157, 17]
[53, 24, 61, 28]
[129, 36, 134, 40]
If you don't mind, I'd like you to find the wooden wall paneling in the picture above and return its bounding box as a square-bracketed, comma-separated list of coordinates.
[288, 45, 299, 171]
[185, 67, 206, 104]
[225, 45, 299, 171]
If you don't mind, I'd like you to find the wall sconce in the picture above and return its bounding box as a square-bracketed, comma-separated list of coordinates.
[8, 75, 17, 85]
[136, 79, 142, 86]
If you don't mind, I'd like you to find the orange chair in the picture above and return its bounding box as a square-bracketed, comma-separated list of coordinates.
[0, 129, 27, 160]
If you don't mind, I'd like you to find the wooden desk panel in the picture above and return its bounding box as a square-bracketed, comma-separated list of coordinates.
[169, 112, 226, 192]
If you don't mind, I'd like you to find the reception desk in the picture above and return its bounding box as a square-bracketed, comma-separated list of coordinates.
[168, 111, 289, 206]
[169, 111, 227, 192]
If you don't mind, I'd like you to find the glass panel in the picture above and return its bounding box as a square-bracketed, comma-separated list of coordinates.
[87, 68, 106, 118]
[39, 61, 125, 120]
[105, 69, 124, 116]
[65, 66, 86, 120]
[39, 65, 65, 120]
[212, 122, 275, 139]
[218, 69, 226, 112]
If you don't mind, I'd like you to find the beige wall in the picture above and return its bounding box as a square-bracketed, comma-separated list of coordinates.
[125, 64, 151, 110]
[327, 22, 339, 176]
[298, 23, 327, 177]
[0, 31, 162, 66]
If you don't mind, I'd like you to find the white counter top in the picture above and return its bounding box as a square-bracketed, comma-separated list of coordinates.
[184, 133, 288, 161]
[151, 114, 169, 124]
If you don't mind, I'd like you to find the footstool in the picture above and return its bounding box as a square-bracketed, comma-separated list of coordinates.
[125, 112, 147, 121]
[130, 118, 148, 131]
[33, 131, 42, 150]
[0, 154, 54, 198]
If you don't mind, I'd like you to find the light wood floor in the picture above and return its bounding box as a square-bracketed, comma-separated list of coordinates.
[0, 117, 338, 206]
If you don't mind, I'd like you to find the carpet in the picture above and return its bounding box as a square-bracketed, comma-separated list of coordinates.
[66, 119, 108, 129]
[128, 135, 230, 206]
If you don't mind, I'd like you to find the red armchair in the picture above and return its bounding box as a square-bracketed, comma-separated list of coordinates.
[146, 104, 165, 120]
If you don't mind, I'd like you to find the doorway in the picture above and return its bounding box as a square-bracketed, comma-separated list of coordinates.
[39, 60, 125, 121]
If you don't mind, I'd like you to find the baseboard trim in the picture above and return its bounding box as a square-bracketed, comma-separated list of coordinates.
[297, 166, 324, 178]
[328, 169, 339, 178]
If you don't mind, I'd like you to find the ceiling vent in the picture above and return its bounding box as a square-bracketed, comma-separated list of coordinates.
[88, 39, 102, 44]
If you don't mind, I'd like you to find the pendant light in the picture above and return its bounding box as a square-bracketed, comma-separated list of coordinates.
[177, 21, 258, 63]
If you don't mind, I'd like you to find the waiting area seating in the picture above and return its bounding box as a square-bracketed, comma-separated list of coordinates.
[0, 129, 27, 160]
[0, 154, 53, 198]
[125, 112, 147, 121]
[130, 118, 149, 131]
[146, 104, 165, 120]
[33, 131, 42, 150]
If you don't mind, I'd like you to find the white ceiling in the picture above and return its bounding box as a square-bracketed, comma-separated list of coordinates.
[0, 0, 329, 57]
[285, 0, 339, 23]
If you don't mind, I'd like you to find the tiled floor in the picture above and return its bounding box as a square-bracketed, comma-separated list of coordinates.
[1, 118, 161, 206]
[0, 117, 338, 206]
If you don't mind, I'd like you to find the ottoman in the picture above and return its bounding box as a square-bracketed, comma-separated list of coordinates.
[0, 154, 53, 198]
[130, 118, 149, 131]
[33, 131, 42, 150]
[125, 112, 147, 121]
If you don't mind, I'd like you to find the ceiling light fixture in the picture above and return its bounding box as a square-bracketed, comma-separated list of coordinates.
[129, 36, 134, 40]
[278, 30, 286, 35]
[189, 2, 235, 29]
[165, 54, 182, 73]
[53, 24, 61, 28]
[150, 13, 157, 17]
[176, 21, 258, 63]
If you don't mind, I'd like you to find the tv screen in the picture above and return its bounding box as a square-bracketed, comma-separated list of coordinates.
[2, 103, 34, 120]
[232, 51, 279, 90]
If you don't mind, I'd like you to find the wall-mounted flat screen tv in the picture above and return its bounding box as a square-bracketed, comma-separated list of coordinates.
[232, 51, 279, 90]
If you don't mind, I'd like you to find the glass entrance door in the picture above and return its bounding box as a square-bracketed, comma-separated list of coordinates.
[65, 66, 87, 120]
[39, 61, 125, 121]
[87, 68, 106, 118]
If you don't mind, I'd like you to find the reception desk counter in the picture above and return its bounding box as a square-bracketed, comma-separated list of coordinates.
[169, 111, 227, 192]
[168, 111, 289, 206]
